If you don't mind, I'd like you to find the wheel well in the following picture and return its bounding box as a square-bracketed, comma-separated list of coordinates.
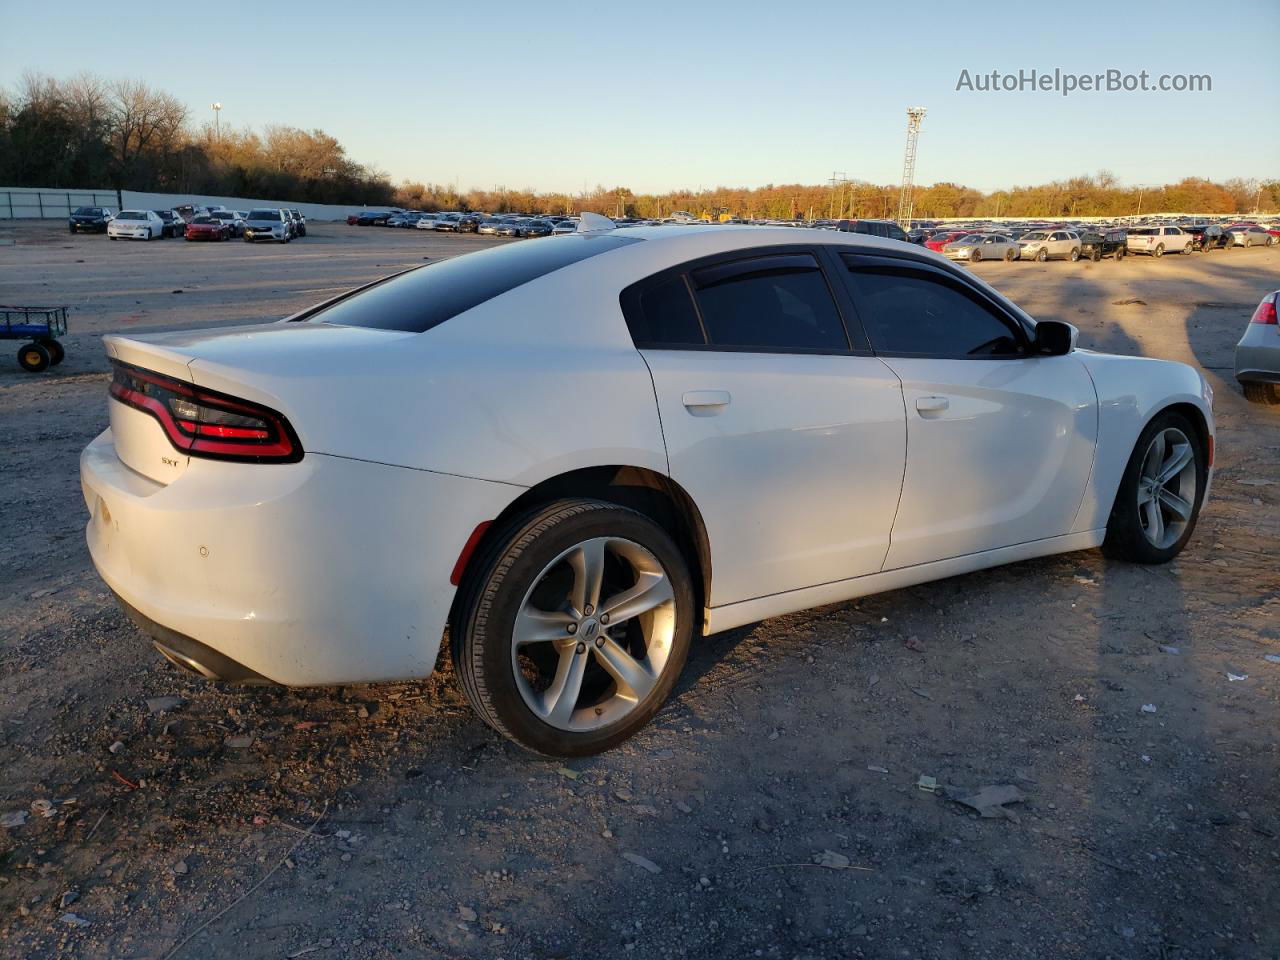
[1163, 402, 1211, 464]
[451, 466, 712, 633]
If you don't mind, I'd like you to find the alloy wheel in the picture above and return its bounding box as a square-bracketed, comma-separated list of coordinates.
[1136, 427, 1197, 549]
[511, 537, 676, 732]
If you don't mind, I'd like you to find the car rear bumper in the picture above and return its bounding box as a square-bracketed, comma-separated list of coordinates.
[1235, 335, 1280, 384]
[80, 429, 514, 686]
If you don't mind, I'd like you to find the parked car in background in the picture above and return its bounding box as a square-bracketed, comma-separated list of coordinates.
[209, 210, 244, 237]
[184, 215, 231, 242]
[833, 219, 909, 242]
[347, 213, 362, 226]
[552, 219, 579, 235]
[69, 206, 113, 233]
[434, 214, 462, 232]
[942, 233, 1021, 262]
[522, 219, 555, 238]
[1078, 229, 1128, 261]
[456, 215, 482, 233]
[243, 209, 292, 243]
[924, 230, 969, 252]
[1127, 226, 1193, 258]
[81, 221, 1215, 756]
[494, 221, 523, 237]
[356, 211, 389, 226]
[1227, 224, 1274, 248]
[477, 218, 503, 235]
[287, 209, 307, 237]
[1183, 224, 1230, 252]
[107, 209, 165, 241]
[1235, 290, 1279, 404]
[415, 215, 441, 230]
[1018, 230, 1083, 262]
[152, 210, 186, 238]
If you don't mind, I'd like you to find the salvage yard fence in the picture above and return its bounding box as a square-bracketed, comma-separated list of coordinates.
[1, 189, 120, 220]
[0, 186, 391, 222]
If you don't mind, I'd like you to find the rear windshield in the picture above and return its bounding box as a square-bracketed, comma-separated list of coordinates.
[248, 209, 279, 220]
[307, 234, 641, 333]
[1129, 228, 1156, 236]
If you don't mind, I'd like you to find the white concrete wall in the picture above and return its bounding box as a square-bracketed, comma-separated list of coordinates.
[0, 186, 394, 221]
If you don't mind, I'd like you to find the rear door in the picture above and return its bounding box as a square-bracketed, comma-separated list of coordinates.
[627, 247, 907, 606]
[836, 253, 1097, 570]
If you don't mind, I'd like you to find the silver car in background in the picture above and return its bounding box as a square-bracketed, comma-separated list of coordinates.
[942, 233, 1022, 262]
[1236, 290, 1280, 404]
[1018, 230, 1082, 262]
[1227, 225, 1275, 248]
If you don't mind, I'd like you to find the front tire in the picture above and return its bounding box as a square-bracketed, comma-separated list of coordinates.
[1103, 411, 1206, 564]
[1036, 248, 1048, 262]
[1153, 244, 1164, 258]
[452, 499, 695, 757]
[970, 249, 982, 263]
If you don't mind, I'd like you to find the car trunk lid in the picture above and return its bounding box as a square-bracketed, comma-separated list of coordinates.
[102, 322, 416, 483]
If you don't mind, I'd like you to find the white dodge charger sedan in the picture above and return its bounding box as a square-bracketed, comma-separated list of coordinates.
[81, 217, 1214, 756]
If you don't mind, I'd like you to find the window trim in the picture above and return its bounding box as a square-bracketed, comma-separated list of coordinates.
[836, 252, 1034, 361]
[620, 244, 869, 356]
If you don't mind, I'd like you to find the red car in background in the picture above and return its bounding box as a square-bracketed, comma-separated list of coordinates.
[925, 230, 969, 252]
[347, 213, 361, 225]
[184, 215, 231, 242]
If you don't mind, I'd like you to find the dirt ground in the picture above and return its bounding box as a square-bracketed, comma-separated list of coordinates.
[1, 221, 1278, 960]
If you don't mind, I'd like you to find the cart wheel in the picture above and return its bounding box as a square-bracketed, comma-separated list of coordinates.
[43, 340, 65, 365]
[18, 342, 51, 373]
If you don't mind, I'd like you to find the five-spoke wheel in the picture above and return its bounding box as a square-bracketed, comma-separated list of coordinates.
[1105, 411, 1206, 563]
[452, 499, 694, 756]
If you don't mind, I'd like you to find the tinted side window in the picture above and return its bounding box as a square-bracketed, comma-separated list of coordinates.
[842, 266, 1024, 358]
[691, 255, 849, 352]
[310, 234, 640, 333]
[628, 275, 704, 346]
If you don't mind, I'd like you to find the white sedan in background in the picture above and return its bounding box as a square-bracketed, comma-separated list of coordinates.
[107, 209, 166, 241]
[81, 216, 1214, 756]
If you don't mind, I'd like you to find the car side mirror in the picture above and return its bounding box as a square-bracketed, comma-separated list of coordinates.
[1033, 320, 1077, 356]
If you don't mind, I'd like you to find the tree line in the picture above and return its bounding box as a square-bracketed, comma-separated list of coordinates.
[0, 73, 395, 205]
[398, 173, 1277, 220]
[2, 73, 1274, 218]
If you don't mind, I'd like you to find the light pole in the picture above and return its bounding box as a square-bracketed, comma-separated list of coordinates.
[210, 102, 222, 140]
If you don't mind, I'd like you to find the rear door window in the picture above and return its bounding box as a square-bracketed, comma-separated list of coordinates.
[690, 253, 849, 352]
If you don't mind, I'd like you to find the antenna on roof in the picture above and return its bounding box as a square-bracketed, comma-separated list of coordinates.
[576, 212, 616, 233]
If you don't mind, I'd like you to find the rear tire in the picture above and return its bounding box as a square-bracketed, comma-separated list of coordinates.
[452, 499, 695, 757]
[1091, 248, 1102, 262]
[1004, 247, 1016, 261]
[18, 342, 51, 373]
[1069, 247, 1081, 262]
[43, 340, 64, 365]
[1153, 244, 1164, 258]
[1242, 382, 1280, 405]
[1103, 410, 1206, 564]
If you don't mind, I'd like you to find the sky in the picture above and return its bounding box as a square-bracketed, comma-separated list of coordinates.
[1, 0, 1277, 194]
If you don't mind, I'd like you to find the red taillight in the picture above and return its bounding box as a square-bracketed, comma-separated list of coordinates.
[1250, 297, 1278, 325]
[109, 360, 302, 463]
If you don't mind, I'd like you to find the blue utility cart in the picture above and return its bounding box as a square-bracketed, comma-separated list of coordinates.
[1, 305, 68, 372]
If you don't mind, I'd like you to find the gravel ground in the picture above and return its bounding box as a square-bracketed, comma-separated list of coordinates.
[1, 222, 1278, 960]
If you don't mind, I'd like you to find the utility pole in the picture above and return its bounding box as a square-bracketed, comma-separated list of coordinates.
[896, 107, 926, 230]
[828, 172, 846, 219]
